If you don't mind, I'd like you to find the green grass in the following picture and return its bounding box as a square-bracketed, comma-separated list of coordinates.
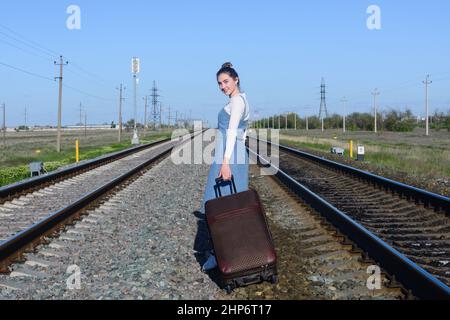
[0, 132, 172, 187]
[280, 139, 337, 154]
[279, 136, 450, 179]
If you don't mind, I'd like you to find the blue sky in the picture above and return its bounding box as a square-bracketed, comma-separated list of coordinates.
[0, 0, 449, 126]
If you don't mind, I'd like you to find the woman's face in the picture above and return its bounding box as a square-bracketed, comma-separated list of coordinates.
[217, 73, 239, 96]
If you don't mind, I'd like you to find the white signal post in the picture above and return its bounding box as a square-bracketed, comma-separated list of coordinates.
[131, 57, 140, 145]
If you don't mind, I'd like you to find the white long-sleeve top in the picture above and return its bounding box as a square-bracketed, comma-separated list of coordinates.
[223, 93, 250, 161]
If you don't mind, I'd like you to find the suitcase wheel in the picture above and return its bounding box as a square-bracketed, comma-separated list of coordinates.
[270, 275, 278, 284]
[225, 285, 234, 295]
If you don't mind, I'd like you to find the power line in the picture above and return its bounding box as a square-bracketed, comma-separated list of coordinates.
[1, 23, 112, 89]
[0, 61, 55, 82]
[0, 60, 112, 102]
[65, 66, 111, 88]
[0, 37, 54, 62]
[69, 62, 111, 86]
[63, 83, 114, 101]
[0, 29, 56, 59]
[0, 23, 59, 57]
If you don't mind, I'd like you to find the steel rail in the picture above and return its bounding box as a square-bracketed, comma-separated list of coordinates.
[253, 137, 450, 216]
[0, 131, 201, 271]
[0, 137, 172, 200]
[248, 145, 450, 300]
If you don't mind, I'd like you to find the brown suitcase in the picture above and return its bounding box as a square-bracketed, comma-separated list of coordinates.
[205, 177, 278, 294]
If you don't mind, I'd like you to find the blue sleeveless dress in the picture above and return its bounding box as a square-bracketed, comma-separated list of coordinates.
[200, 94, 250, 214]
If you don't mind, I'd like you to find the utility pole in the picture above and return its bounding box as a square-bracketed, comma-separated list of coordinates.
[189, 109, 192, 128]
[160, 103, 163, 129]
[143, 95, 149, 130]
[84, 112, 87, 137]
[24, 107, 27, 128]
[175, 111, 178, 128]
[341, 97, 348, 133]
[372, 89, 380, 133]
[1, 103, 5, 147]
[294, 113, 297, 131]
[55, 55, 68, 152]
[79, 102, 83, 127]
[285, 113, 288, 130]
[423, 75, 432, 136]
[116, 84, 125, 143]
[304, 106, 313, 132]
[167, 105, 171, 128]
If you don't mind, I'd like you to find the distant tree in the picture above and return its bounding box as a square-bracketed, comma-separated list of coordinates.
[346, 112, 374, 131]
[384, 109, 416, 132]
[430, 110, 450, 131]
[124, 119, 144, 132]
[324, 114, 342, 129]
[307, 116, 321, 130]
[15, 126, 30, 132]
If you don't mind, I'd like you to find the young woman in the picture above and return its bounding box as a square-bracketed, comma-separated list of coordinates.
[200, 62, 251, 272]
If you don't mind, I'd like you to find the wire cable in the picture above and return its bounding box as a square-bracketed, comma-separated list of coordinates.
[0, 60, 55, 82]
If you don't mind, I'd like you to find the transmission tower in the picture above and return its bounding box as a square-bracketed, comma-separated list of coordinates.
[150, 81, 161, 129]
[319, 77, 329, 120]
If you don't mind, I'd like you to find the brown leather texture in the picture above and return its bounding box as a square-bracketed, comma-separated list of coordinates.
[206, 189, 277, 277]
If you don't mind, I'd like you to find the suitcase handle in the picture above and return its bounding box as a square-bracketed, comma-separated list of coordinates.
[214, 176, 237, 198]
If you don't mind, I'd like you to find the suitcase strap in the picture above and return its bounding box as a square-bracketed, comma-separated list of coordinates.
[214, 176, 237, 198]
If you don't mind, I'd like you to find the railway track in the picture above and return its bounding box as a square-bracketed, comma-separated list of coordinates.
[249, 136, 450, 300]
[0, 136, 173, 203]
[0, 129, 447, 299]
[236, 166, 405, 300]
[0, 133, 405, 300]
[0, 131, 200, 273]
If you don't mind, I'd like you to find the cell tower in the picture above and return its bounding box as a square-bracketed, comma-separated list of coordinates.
[319, 77, 329, 120]
[150, 81, 161, 129]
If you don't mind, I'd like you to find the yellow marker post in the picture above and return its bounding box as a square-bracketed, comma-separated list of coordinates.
[349, 140, 353, 159]
[76, 140, 79, 163]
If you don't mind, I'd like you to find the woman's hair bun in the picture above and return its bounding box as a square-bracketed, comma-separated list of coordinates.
[222, 62, 233, 69]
